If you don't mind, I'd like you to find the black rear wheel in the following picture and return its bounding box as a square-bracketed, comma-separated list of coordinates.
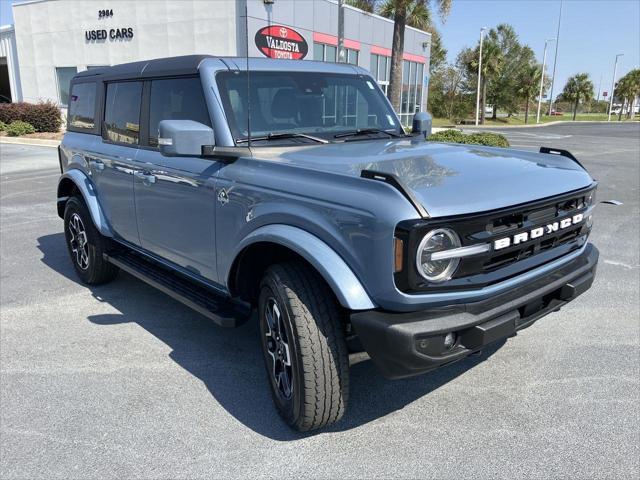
[63, 196, 119, 285]
[259, 261, 349, 431]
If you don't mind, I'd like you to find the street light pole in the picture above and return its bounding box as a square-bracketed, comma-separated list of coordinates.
[475, 27, 487, 126]
[537, 38, 555, 123]
[546, 0, 563, 115]
[608, 53, 623, 121]
[337, 0, 345, 63]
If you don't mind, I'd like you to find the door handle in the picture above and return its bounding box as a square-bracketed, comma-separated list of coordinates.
[89, 159, 105, 171]
[134, 171, 157, 185]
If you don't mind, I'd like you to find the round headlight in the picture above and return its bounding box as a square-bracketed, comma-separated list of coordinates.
[416, 228, 461, 282]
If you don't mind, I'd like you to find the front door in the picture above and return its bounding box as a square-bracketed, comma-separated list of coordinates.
[133, 76, 220, 282]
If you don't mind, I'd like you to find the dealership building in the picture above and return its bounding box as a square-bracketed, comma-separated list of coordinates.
[2, 0, 431, 125]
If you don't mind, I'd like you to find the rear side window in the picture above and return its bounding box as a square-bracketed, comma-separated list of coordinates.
[148, 77, 211, 147]
[104, 81, 143, 145]
[68, 83, 97, 131]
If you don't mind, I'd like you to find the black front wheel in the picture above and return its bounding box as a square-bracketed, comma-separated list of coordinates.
[63, 196, 119, 285]
[258, 261, 349, 431]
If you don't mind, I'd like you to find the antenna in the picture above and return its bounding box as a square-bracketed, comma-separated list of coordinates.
[245, 3, 252, 148]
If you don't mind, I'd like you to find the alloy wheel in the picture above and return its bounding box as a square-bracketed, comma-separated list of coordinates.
[68, 213, 89, 270]
[264, 298, 294, 400]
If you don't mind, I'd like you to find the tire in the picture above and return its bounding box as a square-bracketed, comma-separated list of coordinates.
[63, 196, 119, 285]
[258, 261, 349, 431]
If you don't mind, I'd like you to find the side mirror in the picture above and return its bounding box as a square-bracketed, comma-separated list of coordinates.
[158, 120, 215, 157]
[412, 112, 432, 139]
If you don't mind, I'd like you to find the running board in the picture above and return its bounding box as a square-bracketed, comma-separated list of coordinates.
[104, 251, 251, 327]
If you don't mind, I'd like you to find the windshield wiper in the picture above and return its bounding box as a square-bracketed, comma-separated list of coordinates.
[236, 132, 329, 144]
[334, 128, 403, 139]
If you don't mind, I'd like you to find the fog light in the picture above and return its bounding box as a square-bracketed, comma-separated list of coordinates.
[444, 332, 456, 350]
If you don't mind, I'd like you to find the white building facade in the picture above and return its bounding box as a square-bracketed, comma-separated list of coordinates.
[10, 0, 431, 125]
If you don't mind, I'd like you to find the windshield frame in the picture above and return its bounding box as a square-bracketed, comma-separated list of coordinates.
[215, 70, 403, 146]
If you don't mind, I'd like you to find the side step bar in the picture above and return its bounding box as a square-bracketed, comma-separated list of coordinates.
[104, 251, 251, 328]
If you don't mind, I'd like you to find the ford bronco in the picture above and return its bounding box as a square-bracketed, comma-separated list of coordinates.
[58, 55, 598, 431]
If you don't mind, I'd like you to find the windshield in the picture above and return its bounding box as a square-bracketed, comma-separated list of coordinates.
[216, 71, 402, 143]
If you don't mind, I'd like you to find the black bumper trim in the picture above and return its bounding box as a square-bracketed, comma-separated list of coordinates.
[351, 244, 599, 379]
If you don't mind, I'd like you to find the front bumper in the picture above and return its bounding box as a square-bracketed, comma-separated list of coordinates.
[350, 243, 599, 379]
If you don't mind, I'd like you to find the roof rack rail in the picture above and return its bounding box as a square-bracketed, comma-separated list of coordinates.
[360, 170, 429, 218]
[539, 147, 585, 169]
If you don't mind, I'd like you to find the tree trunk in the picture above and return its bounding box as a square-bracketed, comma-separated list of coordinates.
[387, 5, 406, 114]
[491, 103, 497, 120]
[573, 99, 578, 121]
[480, 78, 487, 124]
[524, 97, 530, 124]
[618, 98, 625, 121]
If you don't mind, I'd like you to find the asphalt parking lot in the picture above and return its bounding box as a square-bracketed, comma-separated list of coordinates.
[1, 122, 639, 479]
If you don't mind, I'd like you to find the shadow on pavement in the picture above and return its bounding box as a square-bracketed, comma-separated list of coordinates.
[38, 232, 505, 441]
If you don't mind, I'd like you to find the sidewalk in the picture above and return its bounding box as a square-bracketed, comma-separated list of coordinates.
[0, 136, 61, 148]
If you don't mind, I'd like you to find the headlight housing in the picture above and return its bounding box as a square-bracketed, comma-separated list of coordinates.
[416, 228, 461, 282]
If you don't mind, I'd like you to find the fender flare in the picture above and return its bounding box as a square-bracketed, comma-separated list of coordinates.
[231, 224, 376, 311]
[58, 169, 113, 237]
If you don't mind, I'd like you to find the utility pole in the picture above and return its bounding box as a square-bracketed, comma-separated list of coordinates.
[596, 73, 603, 103]
[337, 0, 345, 62]
[608, 53, 624, 121]
[537, 38, 555, 123]
[475, 27, 487, 126]
[546, 0, 563, 115]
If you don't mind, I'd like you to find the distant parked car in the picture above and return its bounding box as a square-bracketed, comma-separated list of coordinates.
[550, 110, 564, 116]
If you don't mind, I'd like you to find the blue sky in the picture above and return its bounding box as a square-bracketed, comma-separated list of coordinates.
[1, 0, 638, 99]
[433, 0, 640, 98]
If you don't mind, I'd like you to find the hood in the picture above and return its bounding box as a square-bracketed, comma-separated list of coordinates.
[252, 138, 594, 218]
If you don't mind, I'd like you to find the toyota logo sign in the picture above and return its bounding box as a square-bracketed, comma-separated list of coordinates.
[255, 25, 308, 60]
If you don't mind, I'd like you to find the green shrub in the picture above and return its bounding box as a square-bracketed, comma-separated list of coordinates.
[6, 120, 36, 137]
[428, 129, 510, 148]
[0, 120, 7, 131]
[0, 101, 62, 132]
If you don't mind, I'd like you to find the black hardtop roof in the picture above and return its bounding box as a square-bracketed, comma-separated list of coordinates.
[72, 54, 216, 82]
[71, 54, 367, 83]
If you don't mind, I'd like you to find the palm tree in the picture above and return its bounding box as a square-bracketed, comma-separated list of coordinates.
[561, 73, 594, 121]
[614, 69, 640, 120]
[468, 36, 503, 124]
[517, 63, 542, 124]
[380, 0, 452, 112]
[346, 0, 375, 12]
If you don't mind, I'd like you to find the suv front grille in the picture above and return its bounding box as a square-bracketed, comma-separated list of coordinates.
[394, 185, 596, 294]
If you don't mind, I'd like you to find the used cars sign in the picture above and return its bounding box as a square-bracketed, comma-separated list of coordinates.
[255, 25, 308, 60]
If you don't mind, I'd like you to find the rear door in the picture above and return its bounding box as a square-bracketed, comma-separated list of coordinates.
[89, 80, 143, 245]
[133, 76, 222, 282]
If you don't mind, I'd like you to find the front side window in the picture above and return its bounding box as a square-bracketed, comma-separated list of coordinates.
[104, 81, 142, 145]
[68, 82, 97, 130]
[216, 71, 400, 142]
[148, 77, 211, 147]
[55, 67, 78, 106]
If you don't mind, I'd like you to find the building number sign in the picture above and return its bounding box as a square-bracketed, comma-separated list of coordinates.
[98, 9, 114, 18]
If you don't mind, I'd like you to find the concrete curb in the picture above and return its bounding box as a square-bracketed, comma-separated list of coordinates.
[0, 137, 61, 148]
[455, 120, 639, 130]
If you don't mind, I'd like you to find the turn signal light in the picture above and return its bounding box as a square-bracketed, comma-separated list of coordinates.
[394, 238, 404, 273]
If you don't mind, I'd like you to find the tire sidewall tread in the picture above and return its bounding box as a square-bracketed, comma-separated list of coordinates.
[259, 261, 349, 431]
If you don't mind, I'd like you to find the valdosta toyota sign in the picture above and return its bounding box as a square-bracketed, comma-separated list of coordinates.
[255, 25, 308, 60]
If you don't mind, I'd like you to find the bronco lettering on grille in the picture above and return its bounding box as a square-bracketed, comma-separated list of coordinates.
[494, 213, 584, 250]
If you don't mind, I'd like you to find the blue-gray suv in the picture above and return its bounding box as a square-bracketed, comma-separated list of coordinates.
[57, 55, 599, 431]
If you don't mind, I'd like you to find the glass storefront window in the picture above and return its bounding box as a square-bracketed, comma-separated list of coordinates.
[55, 67, 78, 106]
[314, 43, 324, 61]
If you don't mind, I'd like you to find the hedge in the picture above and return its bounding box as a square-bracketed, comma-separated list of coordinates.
[0, 120, 7, 131]
[6, 120, 36, 137]
[0, 101, 62, 133]
[428, 129, 510, 148]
